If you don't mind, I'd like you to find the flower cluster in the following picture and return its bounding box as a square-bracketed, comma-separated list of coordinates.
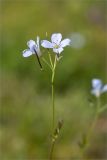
[22, 33, 71, 59]
[22, 33, 107, 98]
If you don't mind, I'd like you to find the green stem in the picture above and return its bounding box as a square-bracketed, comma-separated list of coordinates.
[81, 97, 100, 156]
[51, 56, 57, 132]
[97, 96, 100, 111]
[88, 97, 100, 138]
[42, 57, 52, 70]
[49, 141, 55, 160]
[52, 79, 55, 131]
[49, 55, 57, 159]
[49, 53, 53, 68]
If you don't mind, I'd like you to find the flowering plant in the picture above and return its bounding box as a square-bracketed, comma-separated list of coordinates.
[22, 33, 107, 159]
[22, 33, 71, 159]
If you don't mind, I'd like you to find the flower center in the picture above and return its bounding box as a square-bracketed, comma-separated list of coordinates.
[54, 44, 59, 49]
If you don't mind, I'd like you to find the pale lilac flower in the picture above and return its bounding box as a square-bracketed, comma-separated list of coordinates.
[22, 36, 41, 57]
[91, 79, 107, 97]
[41, 33, 71, 55]
[22, 36, 42, 69]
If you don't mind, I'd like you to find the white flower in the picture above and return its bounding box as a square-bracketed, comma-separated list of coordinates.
[22, 36, 41, 57]
[22, 36, 43, 69]
[91, 79, 107, 97]
[41, 33, 71, 54]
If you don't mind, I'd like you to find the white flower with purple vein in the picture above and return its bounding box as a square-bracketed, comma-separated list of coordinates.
[22, 36, 41, 57]
[22, 36, 42, 69]
[41, 33, 71, 55]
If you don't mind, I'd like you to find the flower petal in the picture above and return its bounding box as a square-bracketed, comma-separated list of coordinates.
[53, 47, 63, 54]
[41, 40, 53, 48]
[51, 33, 62, 44]
[60, 38, 71, 47]
[23, 49, 33, 57]
[101, 84, 107, 93]
[92, 79, 102, 90]
[27, 40, 36, 52]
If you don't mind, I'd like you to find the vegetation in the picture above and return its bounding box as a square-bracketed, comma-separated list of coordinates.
[0, 0, 107, 159]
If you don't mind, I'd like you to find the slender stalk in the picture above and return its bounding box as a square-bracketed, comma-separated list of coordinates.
[49, 55, 57, 159]
[49, 141, 55, 160]
[42, 54, 57, 135]
[52, 80, 55, 131]
[81, 97, 100, 157]
[87, 97, 100, 139]
[42, 57, 52, 70]
[51, 56, 57, 132]
[49, 53, 53, 68]
[97, 96, 100, 111]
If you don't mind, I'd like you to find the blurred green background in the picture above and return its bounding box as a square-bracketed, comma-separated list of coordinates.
[0, 0, 107, 159]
